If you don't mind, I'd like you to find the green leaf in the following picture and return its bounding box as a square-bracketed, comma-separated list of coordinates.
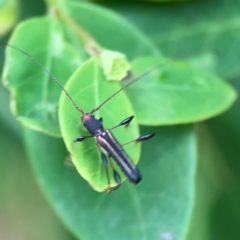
[2, 17, 82, 137]
[126, 57, 237, 125]
[24, 124, 196, 240]
[59, 57, 140, 191]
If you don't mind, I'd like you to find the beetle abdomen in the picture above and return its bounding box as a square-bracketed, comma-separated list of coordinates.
[97, 130, 142, 184]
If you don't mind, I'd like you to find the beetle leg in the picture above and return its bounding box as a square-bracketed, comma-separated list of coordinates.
[109, 116, 134, 131]
[106, 155, 121, 193]
[73, 135, 93, 142]
[121, 133, 155, 146]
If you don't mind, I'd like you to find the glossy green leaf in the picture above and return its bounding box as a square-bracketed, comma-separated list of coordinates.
[59, 57, 140, 191]
[24, 124, 196, 240]
[126, 57, 237, 125]
[2, 17, 82, 137]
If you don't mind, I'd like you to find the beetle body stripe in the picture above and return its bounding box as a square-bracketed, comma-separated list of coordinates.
[96, 129, 141, 184]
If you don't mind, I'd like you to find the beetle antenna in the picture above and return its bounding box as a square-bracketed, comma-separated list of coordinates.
[91, 59, 173, 113]
[5, 43, 85, 114]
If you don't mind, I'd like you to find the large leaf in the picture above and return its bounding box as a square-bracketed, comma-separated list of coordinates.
[24, 124, 196, 240]
[2, 17, 82, 137]
[59, 57, 140, 191]
[127, 57, 237, 125]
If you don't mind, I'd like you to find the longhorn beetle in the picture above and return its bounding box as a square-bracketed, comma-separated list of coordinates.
[4, 44, 170, 192]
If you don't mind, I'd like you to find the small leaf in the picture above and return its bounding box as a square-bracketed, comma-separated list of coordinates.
[99, 49, 131, 81]
[126, 57, 237, 125]
[59, 57, 140, 191]
[2, 17, 82, 137]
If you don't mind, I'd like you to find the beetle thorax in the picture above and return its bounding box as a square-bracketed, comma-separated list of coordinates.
[81, 113, 103, 135]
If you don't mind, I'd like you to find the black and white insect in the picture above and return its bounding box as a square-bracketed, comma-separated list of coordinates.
[4, 44, 169, 193]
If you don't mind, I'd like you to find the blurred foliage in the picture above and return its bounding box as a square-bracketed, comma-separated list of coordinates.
[0, 0, 240, 239]
[0, 119, 77, 240]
